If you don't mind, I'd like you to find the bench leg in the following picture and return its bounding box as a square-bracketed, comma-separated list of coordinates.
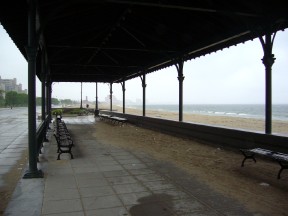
[69, 147, 74, 159]
[57, 152, 74, 160]
[57, 152, 62, 160]
[277, 161, 288, 179]
[278, 168, 283, 179]
[240, 150, 256, 167]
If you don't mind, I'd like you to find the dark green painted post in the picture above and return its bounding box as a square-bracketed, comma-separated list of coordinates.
[176, 60, 184, 122]
[259, 32, 276, 134]
[94, 82, 99, 117]
[121, 81, 126, 114]
[23, 0, 43, 178]
[41, 51, 49, 141]
[80, 82, 83, 109]
[41, 52, 46, 121]
[110, 83, 113, 111]
[41, 80, 46, 120]
[95, 82, 98, 110]
[46, 81, 52, 122]
[141, 74, 146, 117]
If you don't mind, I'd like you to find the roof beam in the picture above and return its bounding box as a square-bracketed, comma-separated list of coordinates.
[51, 63, 138, 68]
[52, 73, 123, 77]
[105, 0, 262, 17]
[48, 45, 177, 53]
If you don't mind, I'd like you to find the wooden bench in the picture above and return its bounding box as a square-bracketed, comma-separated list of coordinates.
[54, 118, 74, 160]
[240, 148, 288, 179]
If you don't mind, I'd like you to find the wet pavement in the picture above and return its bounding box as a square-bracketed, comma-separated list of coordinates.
[0, 107, 42, 187]
[0, 108, 29, 187]
[4, 115, 255, 216]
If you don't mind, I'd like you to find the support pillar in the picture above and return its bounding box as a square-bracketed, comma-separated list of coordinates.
[41, 51, 46, 121]
[41, 52, 49, 142]
[121, 81, 126, 114]
[140, 74, 146, 116]
[46, 81, 52, 122]
[175, 60, 185, 122]
[46, 82, 49, 120]
[94, 82, 99, 116]
[80, 82, 83, 109]
[259, 32, 276, 134]
[110, 83, 113, 111]
[23, 0, 43, 178]
[95, 83, 98, 110]
[41, 80, 46, 121]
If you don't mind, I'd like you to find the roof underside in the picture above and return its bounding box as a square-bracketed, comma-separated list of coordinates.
[1, 0, 288, 83]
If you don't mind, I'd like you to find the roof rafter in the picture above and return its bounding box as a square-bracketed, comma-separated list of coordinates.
[105, 0, 262, 17]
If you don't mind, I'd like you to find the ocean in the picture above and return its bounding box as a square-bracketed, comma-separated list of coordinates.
[126, 104, 288, 121]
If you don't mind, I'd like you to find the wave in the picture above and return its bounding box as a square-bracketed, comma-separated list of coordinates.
[131, 104, 288, 121]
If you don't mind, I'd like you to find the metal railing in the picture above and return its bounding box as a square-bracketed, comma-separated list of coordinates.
[36, 115, 50, 155]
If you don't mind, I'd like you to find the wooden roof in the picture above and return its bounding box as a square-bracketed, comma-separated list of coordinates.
[1, 1, 287, 83]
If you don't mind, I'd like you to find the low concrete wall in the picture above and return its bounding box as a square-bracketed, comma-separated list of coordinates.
[100, 111, 288, 153]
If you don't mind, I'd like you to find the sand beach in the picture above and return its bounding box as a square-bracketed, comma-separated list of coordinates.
[101, 104, 288, 136]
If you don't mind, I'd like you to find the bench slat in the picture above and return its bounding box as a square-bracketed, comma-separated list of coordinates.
[99, 114, 127, 125]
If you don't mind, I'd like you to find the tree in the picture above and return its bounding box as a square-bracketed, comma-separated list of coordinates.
[51, 98, 60, 105]
[61, 99, 73, 106]
[5, 91, 28, 107]
[5, 91, 17, 107]
[0, 90, 5, 107]
[16, 93, 28, 106]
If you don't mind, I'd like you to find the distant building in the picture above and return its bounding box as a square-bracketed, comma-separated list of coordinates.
[105, 95, 121, 104]
[82, 96, 89, 105]
[0, 76, 28, 98]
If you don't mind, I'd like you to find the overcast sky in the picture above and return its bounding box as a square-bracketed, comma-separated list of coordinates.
[1, 24, 287, 104]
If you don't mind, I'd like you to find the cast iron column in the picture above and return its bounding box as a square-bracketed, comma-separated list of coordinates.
[94, 82, 99, 117]
[95, 82, 98, 110]
[110, 83, 113, 111]
[46, 81, 52, 122]
[23, 0, 43, 178]
[45, 80, 49, 118]
[41, 65, 49, 141]
[41, 80, 46, 120]
[141, 74, 146, 116]
[41, 52, 46, 121]
[259, 32, 276, 134]
[176, 60, 185, 122]
[80, 82, 83, 109]
[121, 81, 126, 114]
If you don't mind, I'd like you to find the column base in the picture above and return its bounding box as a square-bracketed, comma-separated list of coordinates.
[23, 169, 44, 179]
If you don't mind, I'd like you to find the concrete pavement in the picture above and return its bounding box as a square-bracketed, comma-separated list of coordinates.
[0, 108, 29, 188]
[4, 115, 255, 216]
